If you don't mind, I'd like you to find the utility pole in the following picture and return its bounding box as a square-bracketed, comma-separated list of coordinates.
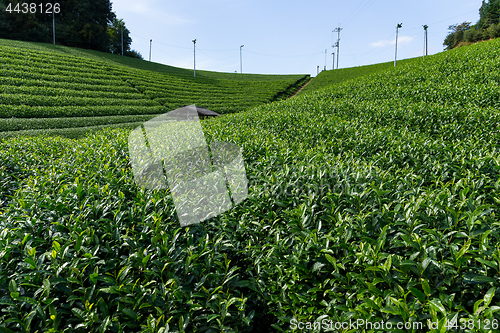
[331, 30, 335, 69]
[52, 10, 55, 44]
[423, 25, 428, 58]
[334, 25, 342, 69]
[395, 23, 402, 67]
[240, 45, 244, 73]
[149, 39, 152, 61]
[192, 39, 197, 77]
[334, 41, 339, 68]
[121, 27, 124, 56]
[317, 66, 319, 75]
[324, 49, 327, 71]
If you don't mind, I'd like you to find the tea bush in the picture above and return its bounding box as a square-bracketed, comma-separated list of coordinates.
[299, 59, 412, 95]
[0, 39, 308, 138]
[1, 38, 500, 332]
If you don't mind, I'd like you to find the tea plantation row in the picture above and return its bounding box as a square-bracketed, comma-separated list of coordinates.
[0, 39, 308, 138]
[298, 59, 410, 95]
[1, 39, 500, 332]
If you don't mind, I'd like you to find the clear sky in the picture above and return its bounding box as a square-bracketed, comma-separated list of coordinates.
[111, 0, 483, 76]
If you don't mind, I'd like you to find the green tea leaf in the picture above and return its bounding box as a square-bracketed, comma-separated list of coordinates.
[428, 298, 446, 315]
[122, 308, 137, 320]
[421, 279, 431, 296]
[484, 287, 495, 308]
[8, 279, 16, 294]
[325, 254, 336, 267]
[409, 287, 426, 303]
[456, 239, 471, 260]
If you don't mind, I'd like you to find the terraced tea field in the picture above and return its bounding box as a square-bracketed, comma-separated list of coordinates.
[299, 58, 412, 95]
[1, 37, 500, 332]
[0, 39, 308, 139]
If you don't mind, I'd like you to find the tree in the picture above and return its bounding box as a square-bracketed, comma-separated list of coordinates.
[444, 0, 500, 49]
[0, 0, 116, 52]
[107, 18, 131, 55]
[126, 50, 144, 60]
[444, 22, 471, 50]
[0, 0, 55, 43]
[478, 0, 500, 29]
[107, 18, 142, 59]
[0, 0, 142, 57]
[57, 0, 115, 51]
[486, 22, 500, 39]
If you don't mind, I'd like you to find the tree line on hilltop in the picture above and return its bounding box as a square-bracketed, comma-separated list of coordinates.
[0, 0, 142, 59]
[444, 0, 500, 49]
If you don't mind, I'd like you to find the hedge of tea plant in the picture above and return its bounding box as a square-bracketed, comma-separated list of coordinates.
[109, 66, 309, 114]
[0, 39, 308, 138]
[1, 38, 500, 332]
[299, 58, 411, 95]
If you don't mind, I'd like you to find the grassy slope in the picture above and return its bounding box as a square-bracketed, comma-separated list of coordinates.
[1, 39, 500, 331]
[0, 39, 308, 138]
[0, 39, 300, 81]
[300, 57, 413, 94]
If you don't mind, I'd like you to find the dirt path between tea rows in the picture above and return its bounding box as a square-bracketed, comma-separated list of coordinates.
[291, 77, 313, 97]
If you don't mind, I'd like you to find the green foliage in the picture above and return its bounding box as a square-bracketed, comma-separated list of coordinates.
[444, 0, 500, 49]
[486, 22, 500, 39]
[444, 22, 472, 50]
[0, 121, 144, 139]
[299, 59, 412, 95]
[0, 39, 308, 136]
[125, 50, 143, 60]
[478, 0, 500, 29]
[0, 0, 116, 52]
[107, 18, 133, 57]
[0, 105, 166, 119]
[0, 115, 157, 132]
[0, 0, 55, 44]
[2, 37, 500, 331]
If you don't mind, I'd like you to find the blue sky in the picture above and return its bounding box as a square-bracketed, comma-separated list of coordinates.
[111, 0, 482, 76]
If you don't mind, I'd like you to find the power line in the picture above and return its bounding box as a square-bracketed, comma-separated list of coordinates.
[343, 0, 377, 28]
[344, 45, 393, 60]
[322, 27, 425, 65]
[356, 31, 397, 57]
[244, 49, 323, 58]
[198, 49, 238, 61]
[132, 32, 321, 57]
[427, 9, 479, 26]
[155, 46, 183, 60]
[342, 0, 366, 23]
[343, 37, 359, 67]
[300, 32, 331, 74]
[343, 28, 422, 62]
[342, 0, 372, 26]
[401, 9, 479, 32]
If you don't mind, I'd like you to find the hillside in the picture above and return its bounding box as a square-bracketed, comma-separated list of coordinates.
[300, 57, 414, 95]
[0, 39, 308, 138]
[1, 38, 500, 331]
